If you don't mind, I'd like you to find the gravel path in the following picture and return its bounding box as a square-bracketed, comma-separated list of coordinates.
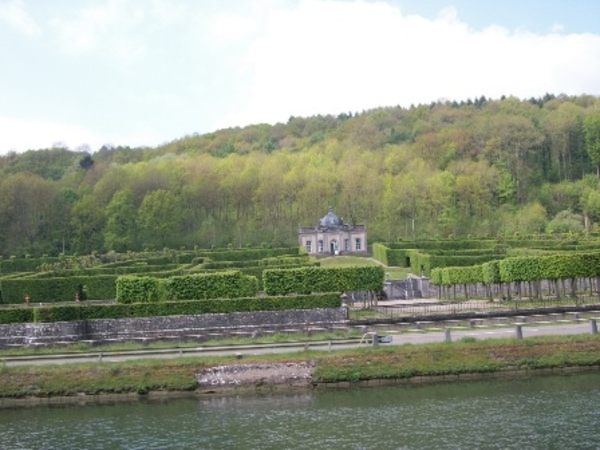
[196, 362, 315, 388]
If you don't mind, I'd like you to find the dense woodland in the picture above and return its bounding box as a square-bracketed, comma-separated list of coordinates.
[2, 94, 600, 257]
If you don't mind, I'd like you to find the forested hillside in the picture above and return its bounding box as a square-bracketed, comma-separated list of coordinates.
[2, 94, 600, 257]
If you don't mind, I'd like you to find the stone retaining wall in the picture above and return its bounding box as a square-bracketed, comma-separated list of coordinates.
[0, 308, 347, 348]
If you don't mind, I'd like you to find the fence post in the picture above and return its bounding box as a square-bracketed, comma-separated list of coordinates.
[590, 318, 598, 335]
[444, 328, 451, 342]
[515, 324, 523, 339]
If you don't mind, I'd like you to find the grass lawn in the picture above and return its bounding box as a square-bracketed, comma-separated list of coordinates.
[2, 335, 600, 399]
[319, 255, 410, 279]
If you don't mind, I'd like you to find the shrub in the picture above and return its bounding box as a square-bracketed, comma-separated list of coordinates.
[263, 266, 385, 295]
[116, 276, 166, 304]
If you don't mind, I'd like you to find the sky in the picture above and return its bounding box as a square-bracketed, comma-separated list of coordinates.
[1, 0, 600, 154]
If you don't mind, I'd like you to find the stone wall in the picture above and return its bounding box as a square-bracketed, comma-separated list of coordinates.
[0, 308, 348, 348]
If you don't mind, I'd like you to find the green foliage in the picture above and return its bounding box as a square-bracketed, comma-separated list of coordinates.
[440, 265, 482, 285]
[0, 276, 116, 304]
[70, 194, 106, 254]
[432, 251, 600, 285]
[116, 276, 165, 304]
[198, 247, 300, 262]
[0, 307, 34, 324]
[546, 210, 585, 234]
[4, 96, 600, 255]
[372, 243, 391, 266]
[481, 260, 502, 284]
[584, 112, 600, 175]
[164, 271, 259, 300]
[23, 293, 341, 323]
[0, 147, 82, 181]
[429, 268, 442, 285]
[138, 189, 184, 249]
[373, 240, 504, 275]
[263, 266, 385, 295]
[0, 255, 61, 273]
[103, 189, 137, 252]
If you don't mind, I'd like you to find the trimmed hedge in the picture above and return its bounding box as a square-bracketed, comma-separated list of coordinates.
[385, 239, 498, 251]
[499, 253, 600, 283]
[372, 243, 410, 267]
[440, 265, 482, 286]
[481, 260, 502, 285]
[372, 243, 502, 274]
[263, 266, 385, 295]
[0, 307, 34, 324]
[17, 293, 342, 323]
[430, 252, 600, 286]
[116, 276, 166, 304]
[165, 271, 259, 300]
[116, 271, 259, 303]
[27, 264, 187, 278]
[0, 256, 62, 274]
[0, 275, 117, 304]
[197, 247, 300, 262]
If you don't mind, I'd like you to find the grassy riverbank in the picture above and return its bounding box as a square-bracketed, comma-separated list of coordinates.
[2, 335, 600, 401]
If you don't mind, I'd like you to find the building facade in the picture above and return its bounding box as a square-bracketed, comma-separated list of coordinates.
[298, 207, 367, 255]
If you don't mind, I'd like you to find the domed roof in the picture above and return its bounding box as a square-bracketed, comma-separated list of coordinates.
[319, 207, 344, 228]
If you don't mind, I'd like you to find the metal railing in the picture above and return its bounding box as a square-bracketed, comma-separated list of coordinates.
[369, 296, 600, 319]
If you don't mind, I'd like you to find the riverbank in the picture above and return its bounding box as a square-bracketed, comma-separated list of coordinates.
[1, 334, 600, 407]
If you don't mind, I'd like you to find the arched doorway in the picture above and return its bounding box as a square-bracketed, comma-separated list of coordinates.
[330, 239, 338, 255]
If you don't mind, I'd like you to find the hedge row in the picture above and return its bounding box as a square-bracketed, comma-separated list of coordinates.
[430, 252, 600, 286]
[115, 276, 165, 303]
[410, 252, 503, 276]
[386, 239, 498, 251]
[258, 255, 313, 266]
[28, 264, 187, 278]
[196, 264, 319, 291]
[116, 271, 259, 303]
[373, 243, 507, 276]
[371, 243, 390, 266]
[440, 265, 483, 285]
[0, 275, 117, 304]
[165, 271, 258, 300]
[0, 256, 62, 273]
[0, 307, 35, 324]
[202, 260, 263, 270]
[263, 266, 385, 295]
[20, 293, 341, 324]
[192, 247, 298, 262]
[498, 253, 600, 282]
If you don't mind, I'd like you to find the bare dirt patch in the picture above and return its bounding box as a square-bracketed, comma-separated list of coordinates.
[196, 362, 315, 388]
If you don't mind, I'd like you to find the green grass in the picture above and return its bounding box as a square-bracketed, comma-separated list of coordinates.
[312, 334, 600, 382]
[349, 308, 388, 320]
[319, 256, 409, 279]
[2, 335, 600, 399]
[0, 330, 362, 358]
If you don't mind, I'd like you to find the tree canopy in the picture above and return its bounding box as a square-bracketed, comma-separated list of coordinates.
[1, 94, 600, 256]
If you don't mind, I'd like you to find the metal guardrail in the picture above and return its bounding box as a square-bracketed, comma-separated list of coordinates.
[371, 296, 600, 319]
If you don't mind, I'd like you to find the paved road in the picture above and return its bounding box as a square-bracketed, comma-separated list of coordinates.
[3, 321, 598, 367]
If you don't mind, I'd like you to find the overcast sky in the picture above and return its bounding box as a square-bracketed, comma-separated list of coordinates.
[1, 0, 600, 154]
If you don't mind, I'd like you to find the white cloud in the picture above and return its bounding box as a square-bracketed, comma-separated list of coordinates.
[0, 115, 168, 154]
[217, 0, 600, 128]
[49, 0, 186, 64]
[0, 0, 41, 37]
[207, 14, 258, 47]
[0, 116, 103, 153]
[51, 0, 141, 57]
[3, 0, 600, 154]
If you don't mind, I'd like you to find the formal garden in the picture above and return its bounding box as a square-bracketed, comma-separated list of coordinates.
[0, 246, 384, 327]
[0, 234, 599, 326]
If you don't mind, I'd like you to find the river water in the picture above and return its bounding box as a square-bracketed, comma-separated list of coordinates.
[2, 373, 600, 449]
